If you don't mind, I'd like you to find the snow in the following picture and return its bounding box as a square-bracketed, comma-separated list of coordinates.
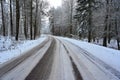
[0, 36, 13, 51]
[75, 38, 119, 49]
[0, 36, 46, 64]
[60, 37, 120, 72]
[49, 39, 75, 80]
[93, 39, 118, 49]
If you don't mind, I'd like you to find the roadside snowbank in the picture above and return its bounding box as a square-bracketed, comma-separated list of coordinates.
[61, 37, 120, 72]
[0, 36, 13, 51]
[80, 38, 118, 49]
[93, 39, 118, 49]
[0, 36, 46, 64]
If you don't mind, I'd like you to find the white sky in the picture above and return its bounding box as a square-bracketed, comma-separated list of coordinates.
[47, 0, 62, 8]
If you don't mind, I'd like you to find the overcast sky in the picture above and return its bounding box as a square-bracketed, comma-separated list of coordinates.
[47, 0, 62, 8]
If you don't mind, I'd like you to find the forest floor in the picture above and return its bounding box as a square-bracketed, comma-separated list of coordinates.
[0, 35, 120, 80]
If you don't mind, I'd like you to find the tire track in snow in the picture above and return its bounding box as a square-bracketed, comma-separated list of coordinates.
[59, 38, 120, 80]
[58, 39, 83, 80]
[63, 39, 120, 79]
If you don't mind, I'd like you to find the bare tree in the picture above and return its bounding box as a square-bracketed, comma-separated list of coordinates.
[15, 0, 20, 40]
[30, 0, 33, 40]
[10, 0, 13, 36]
[34, 0, 38, 39]
[23, 0, 27, 39]
[1, 0, 5, 36]
[69, 0, 74, 37]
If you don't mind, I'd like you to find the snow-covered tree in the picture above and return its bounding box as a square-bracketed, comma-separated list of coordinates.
[75, 0, 102, 42]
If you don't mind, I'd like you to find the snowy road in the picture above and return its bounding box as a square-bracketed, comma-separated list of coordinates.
[0, 36, 120, 80]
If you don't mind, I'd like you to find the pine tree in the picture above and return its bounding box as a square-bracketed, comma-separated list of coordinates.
[75, 0, 100, 42]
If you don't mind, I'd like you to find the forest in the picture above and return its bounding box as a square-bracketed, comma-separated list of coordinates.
[0, 1, 120, 80]
[0, 0, 49, 40]
[0, 0, 120, 50]
[49, 0, 120, 50]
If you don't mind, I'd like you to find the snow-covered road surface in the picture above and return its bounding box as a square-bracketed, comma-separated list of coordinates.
[0, 36, 120, 80]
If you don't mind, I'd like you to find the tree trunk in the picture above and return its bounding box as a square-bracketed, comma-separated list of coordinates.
[23, 0, 27, 39]
[52, 22, 54, 35]
[15, 0, 20, 40]
[24, 14, 27, 39]
[69, 0, 73, 37]
[117, 39, 120, 50]
[1, 0, 5, 36]
[115, 18, 120, 50]
[34, 0, 38, 40]
[103, 18, 108, 47]
[30, 0, 33, 40]
[103, 0, 109, 47]
[88, 1, 92, 42]
[108, 22, 111, 43]
[10, 0, 13, 36]
[51, 10, 55, 35]
[108, 0, 112, 44]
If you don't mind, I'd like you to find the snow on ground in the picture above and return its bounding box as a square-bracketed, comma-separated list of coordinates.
[80, 38, 119, 49]
[0, 36, 46, 64]
[60, 37, 120, 72]
[0, 36, 13, 51]
[93, 39, 118, 49]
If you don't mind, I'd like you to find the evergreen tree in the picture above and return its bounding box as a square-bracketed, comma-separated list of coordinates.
[75, 0, 100, 42]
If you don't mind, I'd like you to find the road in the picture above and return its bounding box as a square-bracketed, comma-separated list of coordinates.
[0, 36, 120, 80]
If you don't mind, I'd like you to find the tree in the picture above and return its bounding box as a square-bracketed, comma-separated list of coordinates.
[49, 8, 55, 35]
[115, 18, 120, 50]
[1, 0, 5, 36]
[75, 0, 101, 42]
[30, 0, 33, 40]
[103, 0, 110, 47]
[69, 0, 74, 37]
[15, 0, 20, 40]
[34, 0, 38, 39]
[0, 0, 49, 40]
[10, 0, 13, 36]
[114, 0, 120, 50]
[23, 0, 27, 39]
